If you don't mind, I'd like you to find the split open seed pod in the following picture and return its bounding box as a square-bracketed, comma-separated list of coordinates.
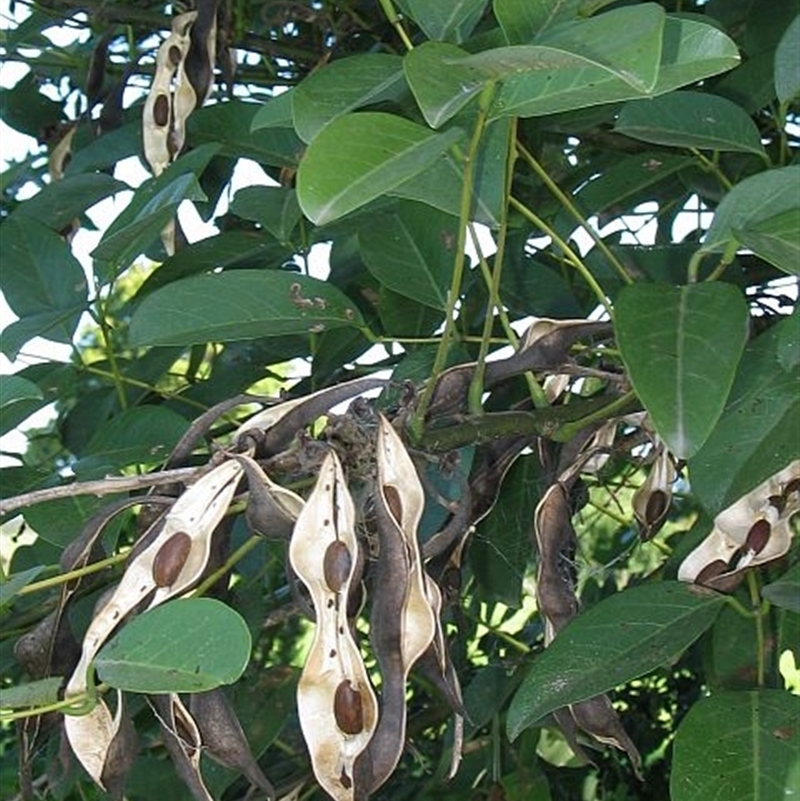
[289, 450, 377, 801]
[632, 445, 676, 541]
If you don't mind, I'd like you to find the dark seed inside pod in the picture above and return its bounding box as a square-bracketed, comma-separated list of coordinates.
[168, 44, 183, 67]
[383, 484, 403, 526]
[152, 531, 192, 587]
[743, 518, 771, 555]
[643, 490, 669, 538]
[153, 94, 170, 127]
[323, 540, 352, 593]
[694, 559, 729, 587]
[334, 680, 364, 735]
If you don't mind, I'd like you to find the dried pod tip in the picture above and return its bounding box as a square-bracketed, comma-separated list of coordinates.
[333, 679, 364, 735]
[743, 518, 771, 555]
[323, 540, 353, 594]
[152, 531, 192, 588]
[383, 484, 403, 526]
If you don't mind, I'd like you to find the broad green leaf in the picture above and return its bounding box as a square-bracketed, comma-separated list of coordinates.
[700, 166, 800, 257]
[0, 565, 44, 611]
[404, 42, 484, 129]
[653, 15, 740, 95]
[66, 121, 141, 176]
[0, 375, 46, 437]
[671, 691, 800, 801]
[0, 215, 87, 357]
[762, 564, 800, 613]
[188, 100, 303, 167]
[250, 89, 295, 130]
[506, 581, 726, 740]
[296, 112, 461, 225]
[0, 676, 62, 708]
[23, 496, 105, 547]
[396, 0, 488, 43]
[615, 92, 765, 156]
[775, 14, 800, 103]
[615, 282, 749, 459]
[292, 54, 405, 143]
[91, 173, 207, 269]
[358, 200, 458, 310]
[129, 270, 365, 347]
[494, 0, 580, 44]
[95, 598, 251, 693]
[74, 406, 190, 477]
[12, 173, 127, 232]
[229, 186, 302, 244]
[707, 604, 760, 690]
[734, 208, 800, 276]
[777, 309, 800, 370]
[689, 315, 800, 516]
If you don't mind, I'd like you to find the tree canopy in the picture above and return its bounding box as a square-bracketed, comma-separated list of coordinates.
[0, 2, 798, 801]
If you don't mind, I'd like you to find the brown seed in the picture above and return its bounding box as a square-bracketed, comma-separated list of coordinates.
[784, 478, 800, 499]
[383, 484, 403, 526]
[153, 94, 170, 127]
[744, 518, 771, 555]
[694, 559, 729, 587]
[168, 45, 182, 67]
[323, 540, 352, 593]
[334, 680, 364, 735]
[644, 490, 669, 532]
[152, 531, 192, 587]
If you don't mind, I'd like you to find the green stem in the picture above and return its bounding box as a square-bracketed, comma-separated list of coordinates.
[516, 141, 632, 285]
[0, 690, 97, 723]
[377, 0, 414, 50]
[411, 82, 496, 438]
[19, 552, 128, 596]
[747, 571, 766, 687]
[509, 196, 613, 319]
[551, 390, 637, 442]
[92, 303, 128, 410]
[689, 148, 734, 191]
[192, 535, 262, 596]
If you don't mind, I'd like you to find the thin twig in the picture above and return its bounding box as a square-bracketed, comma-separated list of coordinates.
[0, 466, 202, 516]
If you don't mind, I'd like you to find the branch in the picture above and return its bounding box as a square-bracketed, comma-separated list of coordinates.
[0, 466, 202, 517]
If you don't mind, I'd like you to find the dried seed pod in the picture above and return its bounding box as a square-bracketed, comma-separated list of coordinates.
[632, 446, 676, 540]
[152, 531, 192, 587]
[64, 460, 243, 788]
[290, 451, 377, 801]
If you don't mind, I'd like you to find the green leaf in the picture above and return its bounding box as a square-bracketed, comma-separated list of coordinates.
[292, 54, 405, 143]
[129, 270, 365, 347]
[671, 690, 800, 801]
[615, 92, 765, 155]
[689, 315, 800, 516]
[396, 0, 488, 43]
[761, 564, 800, 613]
[615, 282, 749, 459]
[296, 112, 462, 225]
[506, 581, 726, 741]
[74, 406, 190, 477]
[494, 0, 580, 44]
[653, 15, 741, 95]
[229, 186, 302, 244]
[700, 166, 800, 257]
[0, 676, 62, 709]
[95, 598, 251, 693]
[404, 42, 484, 129]
[358, 200, 458, 310]
[777, 309, 800, 370]
[0, 375, 46, 437]
[91, 173, 207, 269]
[0, 215, 87, 357]
[12, 173, 128, 232]
[734, 208, 800, 276]
[0, 565, 44, 611]
[189, 100, 303, 167]
[250, 89, 295, 130]
[775, 14, 800, 103]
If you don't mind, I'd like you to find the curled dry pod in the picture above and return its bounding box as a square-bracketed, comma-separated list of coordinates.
[324, 540, 353, 594]
[152, 531, 192, 587]
[632, 446, 676, 541]
[289, 451, 377, 801]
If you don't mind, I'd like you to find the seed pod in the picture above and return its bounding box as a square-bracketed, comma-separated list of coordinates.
[324, 541, 353, 594]
[152, 531, 192, 587]
[153, 93, 170, 126]
[632, 446, 675, 541]
[334, 680, 365, 735]
[743, 518, 771, 555]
